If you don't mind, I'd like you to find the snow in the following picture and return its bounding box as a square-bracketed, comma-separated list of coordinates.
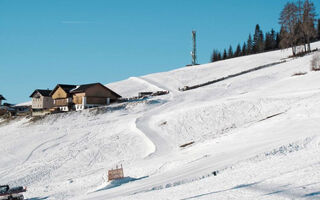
[2, 43, 320, 200]
[13, 101, 32, 106]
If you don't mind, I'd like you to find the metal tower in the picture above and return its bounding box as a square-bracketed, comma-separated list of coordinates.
[191, 30, 197, 65]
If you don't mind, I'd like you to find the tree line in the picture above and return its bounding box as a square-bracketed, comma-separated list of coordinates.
[211, 0, 319, 63]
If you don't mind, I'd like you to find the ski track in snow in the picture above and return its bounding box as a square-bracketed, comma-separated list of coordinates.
[23, 134, 67, 164]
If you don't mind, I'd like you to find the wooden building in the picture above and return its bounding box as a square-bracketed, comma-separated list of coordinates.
[0, 94, 6, 106]
[50, 84, 77, 112]
[70, 83, 121, 111]
[29, 89, 53, 116]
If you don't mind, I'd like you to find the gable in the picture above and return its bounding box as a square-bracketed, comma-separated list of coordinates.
[52, 87, 68, 99]
[85, 84, 119, 98]
[33, 92, 42, 98]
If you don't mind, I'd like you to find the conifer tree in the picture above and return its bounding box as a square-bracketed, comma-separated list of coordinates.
[265, 32, 272, 51]
[223, 49, 227, 60]
[253, 24, 264, 53]
[241, 42, 247, 56]
[217, 52, 222, 61]
[317, 19, 320, 40]
[228, 45, 233, 58]
[270, 29, 277, 49]
[247, 34, 253, 54]
[235, 44, 241, 57]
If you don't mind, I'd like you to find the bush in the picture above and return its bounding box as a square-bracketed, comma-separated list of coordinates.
[311, 53, 320, 71]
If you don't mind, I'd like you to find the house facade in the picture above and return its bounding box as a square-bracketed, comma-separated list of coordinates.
[70, 83, 121, 111]
[29, 89, 53, 116]
[50, 84, 77, 112]
[0, 94, 6, 106]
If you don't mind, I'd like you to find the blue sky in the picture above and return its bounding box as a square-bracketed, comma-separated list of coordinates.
[0, 0, 319, 103]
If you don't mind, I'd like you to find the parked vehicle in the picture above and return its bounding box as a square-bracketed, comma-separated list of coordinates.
[0, 185, 26, 200]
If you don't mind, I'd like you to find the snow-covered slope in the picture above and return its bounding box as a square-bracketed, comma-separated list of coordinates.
[1, 43, 320, 200]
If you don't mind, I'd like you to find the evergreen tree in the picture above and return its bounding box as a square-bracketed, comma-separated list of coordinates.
[211, 50, 222, 62]
[228, 45, 233, 58]
[270, 29, 277, 49]
[223, 49, 227, 60]
[241, 42, 247, 56]
[276, 32, 281, 49]
[234, 44, 241, 57]
[217, 52, 222, 61]
[317, 19, 320, 40]
[211, 50, 216, 62]
[253, 24, 264, 53]
[265, 32, 272, 51]
[247, 34, 253, 54]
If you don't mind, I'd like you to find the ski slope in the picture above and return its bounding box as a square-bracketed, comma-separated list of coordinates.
[1, 44, 320, 200]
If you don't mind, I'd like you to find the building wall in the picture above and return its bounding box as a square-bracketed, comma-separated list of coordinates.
[52, 87, 68, 99]
[86, 97, 109, 105]
[73, 93, 85, 104]
[85, 84, 119, 99]
[32, 96, 43, 109]
[32, 93, 53, 110]
[43, 96, 53, 109]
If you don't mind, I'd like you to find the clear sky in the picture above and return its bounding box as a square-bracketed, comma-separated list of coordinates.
[0, 0, 319, 103]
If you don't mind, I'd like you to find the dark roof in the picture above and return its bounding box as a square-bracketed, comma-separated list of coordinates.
[0, 95, 5, 100]
[49, 84, 77, 96]
[29, 89, 52, 97]
[70, 83, 100, 93]
[70, 83, 121, 98]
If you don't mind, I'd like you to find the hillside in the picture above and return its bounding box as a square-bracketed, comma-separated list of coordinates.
[1, 43, 320, 200]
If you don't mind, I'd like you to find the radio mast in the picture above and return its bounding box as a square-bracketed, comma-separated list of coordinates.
[191, 30, 197, 65]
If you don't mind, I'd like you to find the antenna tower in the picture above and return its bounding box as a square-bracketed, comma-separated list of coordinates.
[191, 30, 198, 66]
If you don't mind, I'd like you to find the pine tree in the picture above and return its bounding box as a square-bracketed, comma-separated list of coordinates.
[211, 50, 219, 62]
[241, 42, 247, 56]
[270, 29, 277, 49]
[211, 50, 216, 62]
[228, 45, 233, 58]
[276, 32, 281, 48]
[253, 24, 264, 53]
[234, 44, 241, 57]
[265, 32, 272, 51]
[217, 52, 222, 61]
[317, 19, 320, 40]
[223, 49, 227, 60]
[247, 34, 253, 54]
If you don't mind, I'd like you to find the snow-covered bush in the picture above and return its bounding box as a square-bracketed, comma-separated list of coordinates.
[311, 52, 320, 71]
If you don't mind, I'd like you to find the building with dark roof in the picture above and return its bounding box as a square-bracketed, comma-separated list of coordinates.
[50, 84, 77, 112]
[29, 89, 53, 115]
[70, 83, 121, 111]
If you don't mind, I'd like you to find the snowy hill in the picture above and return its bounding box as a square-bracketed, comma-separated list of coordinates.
[1, 43, 320, 200]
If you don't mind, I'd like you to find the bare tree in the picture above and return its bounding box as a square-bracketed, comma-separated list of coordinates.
[302, 0, 317, 52]
[279, 2, 299, 55]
